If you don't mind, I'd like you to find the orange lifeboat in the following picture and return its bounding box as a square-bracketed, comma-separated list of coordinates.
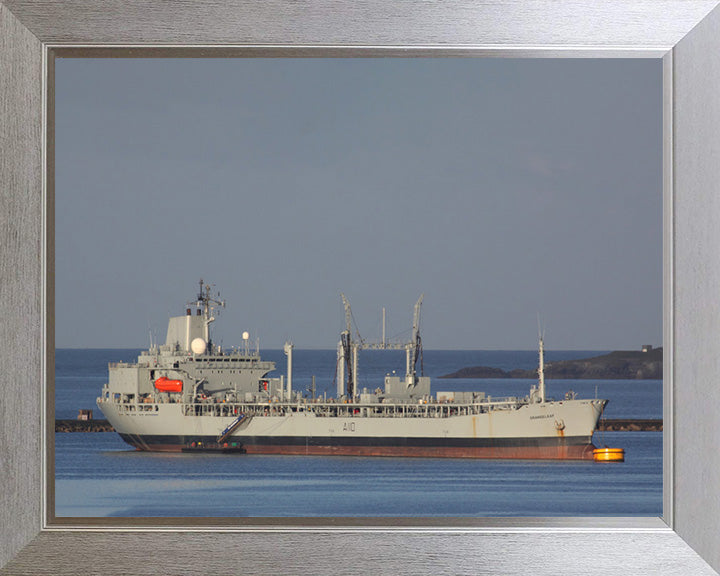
[154, 377, 183, 393]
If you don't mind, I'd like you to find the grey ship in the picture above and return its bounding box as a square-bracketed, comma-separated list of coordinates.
[97, 281, 607, 459]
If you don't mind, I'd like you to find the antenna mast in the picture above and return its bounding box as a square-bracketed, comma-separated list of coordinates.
[537, 318, 546, 403]
[192, 279, 225, 351]
[382, 307, 386, 349]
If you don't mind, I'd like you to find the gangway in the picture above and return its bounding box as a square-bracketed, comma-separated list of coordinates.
[217, 413, 249, 444]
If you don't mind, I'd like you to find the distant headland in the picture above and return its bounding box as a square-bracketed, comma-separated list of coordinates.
[440, 346, 662, 380]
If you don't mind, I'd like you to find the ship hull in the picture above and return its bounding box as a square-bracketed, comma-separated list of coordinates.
[119, 432, 597, 459]
[100, 396, 605, 461]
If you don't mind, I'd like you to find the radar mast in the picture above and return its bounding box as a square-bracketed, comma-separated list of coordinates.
[190, 279, 225, 350]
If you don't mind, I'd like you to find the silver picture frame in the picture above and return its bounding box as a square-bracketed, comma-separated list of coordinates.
[2, 1, 720, 574]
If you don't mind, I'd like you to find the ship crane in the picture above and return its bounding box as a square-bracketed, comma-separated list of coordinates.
[338, 294, 360, 399]
[407, 294, 424, 386]
[336, 294, 424, 397]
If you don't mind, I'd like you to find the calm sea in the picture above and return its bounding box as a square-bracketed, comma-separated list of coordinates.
[55, 349, 662, 517]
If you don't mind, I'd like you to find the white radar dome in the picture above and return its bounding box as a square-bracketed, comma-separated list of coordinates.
[191, 337, 207, 355]
[242, 331, 250, 340]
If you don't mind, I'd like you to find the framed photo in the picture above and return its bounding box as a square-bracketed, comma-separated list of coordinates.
[51, 57, 663, 517]
[2, 1, 720, 574]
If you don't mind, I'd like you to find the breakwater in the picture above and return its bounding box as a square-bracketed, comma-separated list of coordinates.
[56, 419, 114, 432]
[598, 419, 662, 432]
[55, 418, 662, 433]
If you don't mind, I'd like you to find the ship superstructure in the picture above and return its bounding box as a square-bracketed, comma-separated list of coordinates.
[97, 281, 607, 459]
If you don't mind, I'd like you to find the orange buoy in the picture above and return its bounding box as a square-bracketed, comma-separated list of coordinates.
[154, 377, 183, 393]
[594, 447, 625, 462]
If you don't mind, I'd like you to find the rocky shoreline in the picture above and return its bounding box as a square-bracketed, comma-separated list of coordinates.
[440, 348, 663, 380]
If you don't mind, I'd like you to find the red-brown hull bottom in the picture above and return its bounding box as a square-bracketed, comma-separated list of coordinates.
[240, 443, 598, 460]
[122, 437, 597, 460]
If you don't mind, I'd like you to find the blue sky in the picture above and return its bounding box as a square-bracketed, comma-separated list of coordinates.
[55, 58, 661, 350]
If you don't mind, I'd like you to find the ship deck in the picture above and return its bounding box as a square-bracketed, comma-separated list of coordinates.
[103, 396, 580, 420]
